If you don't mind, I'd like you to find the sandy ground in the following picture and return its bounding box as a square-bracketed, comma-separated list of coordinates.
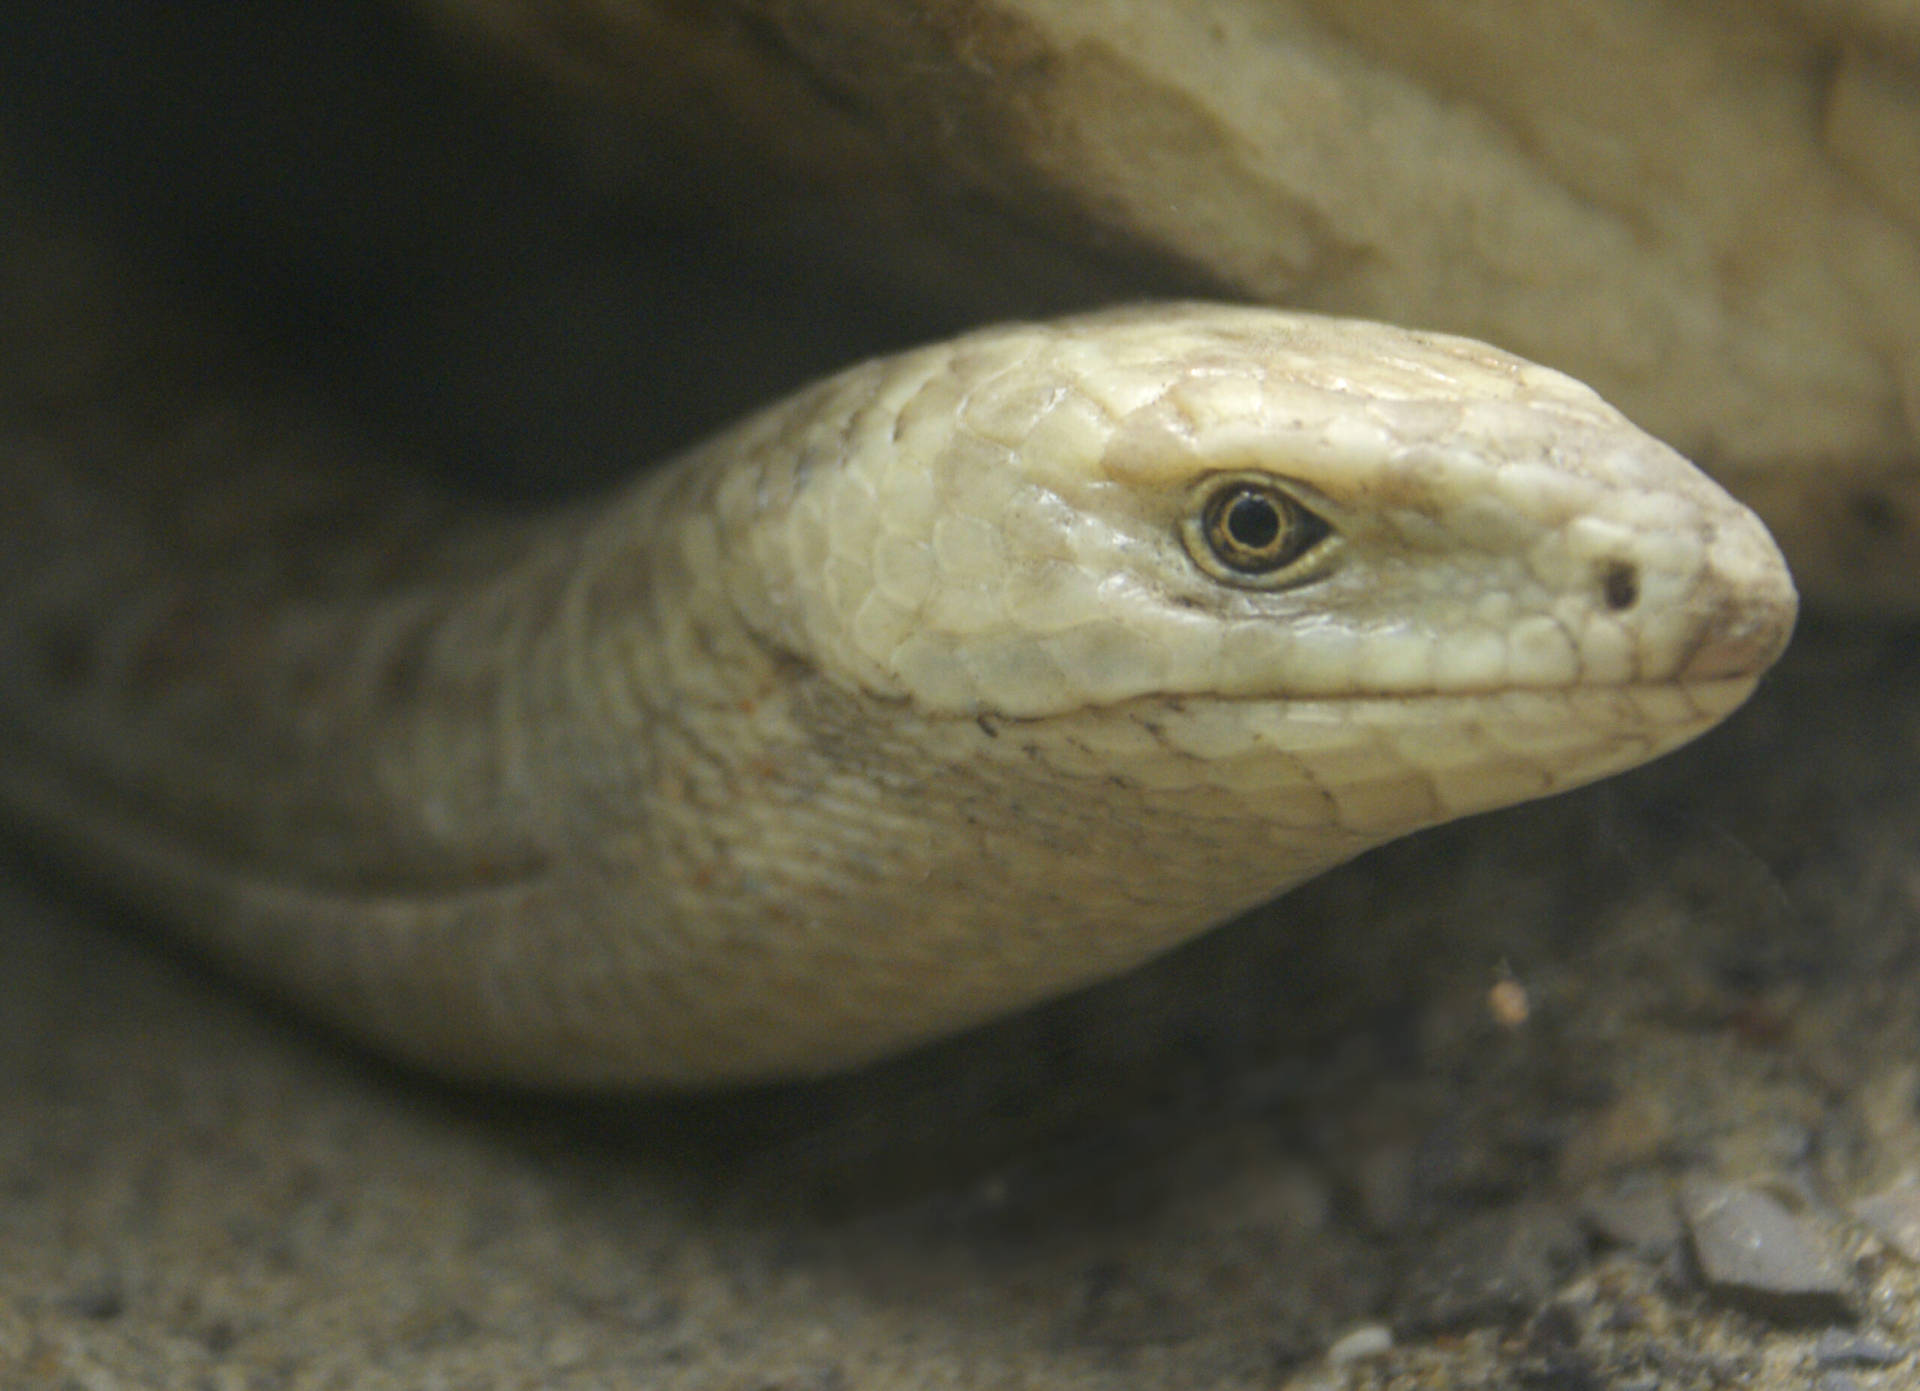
[3, 620, 1918, 1390]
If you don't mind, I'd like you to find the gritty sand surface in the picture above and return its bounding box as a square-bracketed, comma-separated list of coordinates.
[3, 621, 1919, 1390]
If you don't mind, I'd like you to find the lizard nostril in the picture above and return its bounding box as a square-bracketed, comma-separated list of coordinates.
[1601, 561, 1640, 612]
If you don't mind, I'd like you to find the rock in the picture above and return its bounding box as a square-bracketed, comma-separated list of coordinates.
[421, 0, 1920, 609]
[1323, 1323, 1392, 1365]
[1679, 1178, 1853, 1322]
[1578, 1180, 1682, 1262]
[1397, 1203, 1583, 1332]
[1812, 1328, 1908, 1367]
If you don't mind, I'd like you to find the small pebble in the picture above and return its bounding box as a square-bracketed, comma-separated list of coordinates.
[1813, 1328, 1907, 1367]
[1679, 1178, 1852, 1322]
[1324, 1323, 1393, 1365]
[1579, 1179, 1682, 1260]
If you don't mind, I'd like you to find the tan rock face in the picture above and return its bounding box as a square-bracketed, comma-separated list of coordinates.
[419, 0, 1920, 609]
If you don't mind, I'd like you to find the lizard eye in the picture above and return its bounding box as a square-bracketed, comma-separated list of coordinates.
[1184, 474, 1333, 587]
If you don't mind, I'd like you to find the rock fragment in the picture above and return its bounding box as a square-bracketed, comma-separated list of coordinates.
[1579, 1180, 1682, 1262]
[1397, 1203, 1583, 1332]
[1679, 1178, 1852, 1322]
[1323, 1323, 1392, 1366]
[1812, 1328, 1907, 1368]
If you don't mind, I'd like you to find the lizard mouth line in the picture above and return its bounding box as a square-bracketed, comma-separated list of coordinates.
[1177, 673, 1763, 706]
[959, 674, 1765, 726]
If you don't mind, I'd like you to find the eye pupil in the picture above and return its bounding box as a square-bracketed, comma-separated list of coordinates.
[1224, 492, 1281, 551]
[1189, 476, 1331, 584]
